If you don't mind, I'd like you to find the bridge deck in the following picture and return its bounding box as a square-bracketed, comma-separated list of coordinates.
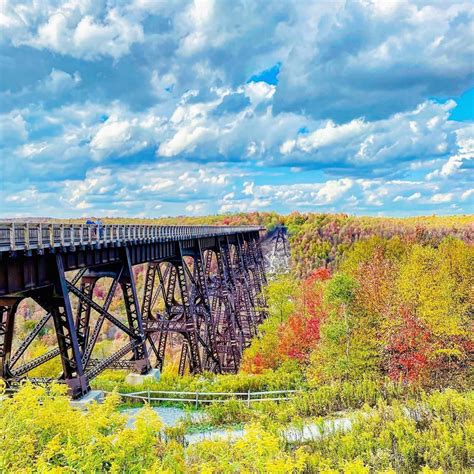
[0, 222, 264, 253]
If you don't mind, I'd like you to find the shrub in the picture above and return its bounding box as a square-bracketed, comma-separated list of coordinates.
[205, 399, 253, 426]
[0, 383, 165, 472]
[186, 423, 308, 473]
[300, 389, 474, 473]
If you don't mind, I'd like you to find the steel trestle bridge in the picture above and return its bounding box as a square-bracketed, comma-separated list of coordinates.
[0, 222, 267, 398]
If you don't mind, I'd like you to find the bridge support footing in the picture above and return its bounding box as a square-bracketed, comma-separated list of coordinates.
[125, 368, 160, 386]
[70, 390, 104, 410]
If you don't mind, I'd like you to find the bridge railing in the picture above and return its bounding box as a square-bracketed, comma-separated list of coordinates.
[0, 222, 264, 252]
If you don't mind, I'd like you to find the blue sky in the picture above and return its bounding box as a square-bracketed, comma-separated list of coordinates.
[0, 0, 472, 218]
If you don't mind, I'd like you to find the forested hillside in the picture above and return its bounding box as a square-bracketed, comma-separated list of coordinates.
[243, 235, 473, 390]
[104, 211, 474, 275]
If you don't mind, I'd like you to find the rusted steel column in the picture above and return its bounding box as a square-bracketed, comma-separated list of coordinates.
[174, 244, 202, 374]
[154, 263, 176, 371]
[119, 247, 151, 375]
[214, 238, 242, 372]
[75, 276, 97, 353]
[33, 255, 90, 399]
[195, 241, 221, 372]
[141, 262, 157, 321]
[0, 299, 20, 379]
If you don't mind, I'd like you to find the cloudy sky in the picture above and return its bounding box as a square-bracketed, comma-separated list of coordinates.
[0, 0, 473, 218]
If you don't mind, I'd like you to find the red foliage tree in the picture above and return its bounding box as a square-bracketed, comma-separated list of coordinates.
[305, 267, 331, 284]
[386, 306, 433, 383]
[277, 267, 330, 363]
[278, 314, 322, 361]
[93, 285, 105, 300]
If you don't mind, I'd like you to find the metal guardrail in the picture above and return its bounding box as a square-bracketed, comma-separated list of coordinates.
[0, 222, 264, 252]
[113, 389, 300, 408]
[0, 384, 298, 406]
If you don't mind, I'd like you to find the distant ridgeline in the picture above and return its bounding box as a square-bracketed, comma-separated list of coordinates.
[101, 213, 474, 277]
